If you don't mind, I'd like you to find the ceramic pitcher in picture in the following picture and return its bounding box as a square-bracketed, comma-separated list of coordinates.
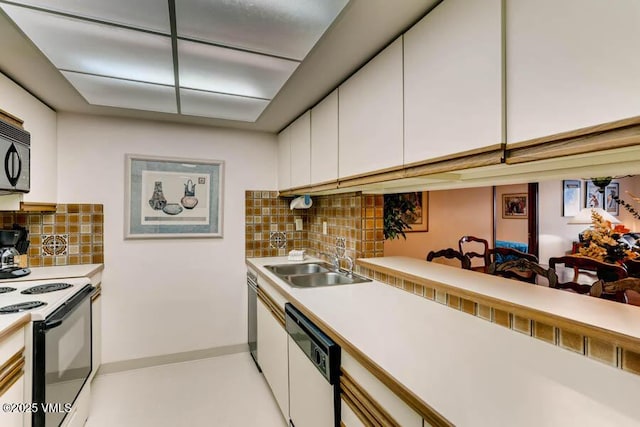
[181, 179, 198, 209]
[148, 181, 167, 210]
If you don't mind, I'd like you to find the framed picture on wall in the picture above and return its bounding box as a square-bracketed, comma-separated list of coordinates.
[124, 154, 224, 239]
[605, 183, 620, 216]
[585, 180, 604, 209]
[562, 180, 581, 217]
[502, 193, 528, 219]
[400, 192, 428, 232]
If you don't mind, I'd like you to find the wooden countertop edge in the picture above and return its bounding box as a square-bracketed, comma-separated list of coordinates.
[0, 315, 29, 345]
[358, 259, 640, 354]
[246, 259, 453, 426]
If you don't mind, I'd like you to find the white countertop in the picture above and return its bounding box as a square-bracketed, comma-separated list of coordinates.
[0, 264, 103, 336]
[247, 256, 640, 426]
[360, 256, 640, 341]
[0, 264, 103, 283]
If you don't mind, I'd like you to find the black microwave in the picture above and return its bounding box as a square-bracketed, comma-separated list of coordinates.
[0, 119, 30, 193]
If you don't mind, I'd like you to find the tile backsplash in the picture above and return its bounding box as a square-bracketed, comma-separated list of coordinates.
[0, 204, 104, 267]
[245, 190, 384, 260]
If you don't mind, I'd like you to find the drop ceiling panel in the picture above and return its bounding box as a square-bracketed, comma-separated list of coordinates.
[5, 0, 171, 33]
[175, 0, 350, 60]
[62, 71, 177, 114]
[180, 88, 269, 122]
[1, 4, 174, 84]
[178, 39, 299, 99]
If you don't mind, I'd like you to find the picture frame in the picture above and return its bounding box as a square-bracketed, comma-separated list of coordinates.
[400, 192, 428, 232]
[124, 154, 224, 239]
[605, 182, 620, 216]
[502, 193, 528, 219]
[585, 180, 604, 209]
[562, 180, 581, 217]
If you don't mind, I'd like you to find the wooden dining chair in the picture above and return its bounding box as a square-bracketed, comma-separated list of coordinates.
[427, 248, 471, 270]
[458, 236, 490, 272]
[489, 247, 539, 265]
[548, 255, 628, 283]
[623, 258, 640, 278]
[625, 289, 640, 307]
[488, 258, 556, 285]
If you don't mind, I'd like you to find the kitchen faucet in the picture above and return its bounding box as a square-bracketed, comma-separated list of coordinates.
[320, 251, 341, 270]
[320, 250, 354, 276]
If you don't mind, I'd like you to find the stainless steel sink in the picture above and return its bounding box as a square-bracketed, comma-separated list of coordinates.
[288, 272, 371, 288]
[265, 262, 332, 276]
[264, 262, 371, 288]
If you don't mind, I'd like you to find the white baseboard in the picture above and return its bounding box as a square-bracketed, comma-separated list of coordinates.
[96, 343, 249, 376]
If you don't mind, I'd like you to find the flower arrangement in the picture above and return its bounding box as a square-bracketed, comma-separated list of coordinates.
[579, 210, 638, 263]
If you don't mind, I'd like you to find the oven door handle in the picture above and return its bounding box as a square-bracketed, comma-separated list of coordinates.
[42, 285, 94, 331]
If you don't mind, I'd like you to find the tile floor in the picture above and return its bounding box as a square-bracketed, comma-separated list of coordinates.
[85, 352, 287, 427]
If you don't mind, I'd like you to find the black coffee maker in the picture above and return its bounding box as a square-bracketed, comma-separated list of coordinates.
[0, 228, 30, 279]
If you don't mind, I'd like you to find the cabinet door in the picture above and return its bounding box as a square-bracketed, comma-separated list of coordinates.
[90, 291, 102, 382]
[404, 0, 502, 164]
[506, 0, 640, 143]
[311, 90, 338, 184]
[289, 111, 311, 189]
[0, 374, 24, 427]
[256, 299, 289, 420]
[277, 125, 291, 190]
[0, 73, 57, 204]
[341, 351, 422, 427]
[339, 37, 404, 178]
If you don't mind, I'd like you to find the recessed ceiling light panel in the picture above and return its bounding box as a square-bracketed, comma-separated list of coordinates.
[1, 4, 174, 85]
[175, 0, 350, 60]
[62, 71, 177, 114]
[4, 0, 171, 33]
[178, 39, 298, 99]
[180, 88, 269, 122]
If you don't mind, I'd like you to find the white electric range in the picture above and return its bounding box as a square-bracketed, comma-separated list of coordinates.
[0, 276, 94, 427]
[0, 277, 92, 320]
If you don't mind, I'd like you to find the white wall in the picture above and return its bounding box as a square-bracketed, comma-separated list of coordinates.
[57, 113, 277, 364]
[539, 177, 640, 264]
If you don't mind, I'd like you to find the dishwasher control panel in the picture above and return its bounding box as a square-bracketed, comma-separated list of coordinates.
[285, 303, 340, 384]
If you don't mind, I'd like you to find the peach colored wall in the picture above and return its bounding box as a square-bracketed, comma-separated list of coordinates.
[495, 184, 528, 244]
[384, 187, 493, 261]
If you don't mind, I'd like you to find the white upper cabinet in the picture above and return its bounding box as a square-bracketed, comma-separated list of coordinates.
[289, 111, 311, 189]
[404, 0, 502, 165]
[0, 73, 57, 204]
[311, 90, 338, 184]
[277, 124, 291, 190]
[339, 37, 404, 179]
[506, 0, 640, 143]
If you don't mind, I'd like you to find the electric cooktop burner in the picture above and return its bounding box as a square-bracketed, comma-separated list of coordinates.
[0, 301, 47, 314]
[21, 283, 73, 295]
[0, 287, 16, 294]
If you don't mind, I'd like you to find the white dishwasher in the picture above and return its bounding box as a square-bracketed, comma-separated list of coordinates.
[285, 303, 341, 427]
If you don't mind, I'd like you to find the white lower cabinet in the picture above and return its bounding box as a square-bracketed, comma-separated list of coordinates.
[341, 351, 422, 427]
[256, 298, 289, 421]
[0, 321, 27, 427]
[0, 374, 24, 427]
[90, 286, 102, 382]
[340, 396, 366, 427]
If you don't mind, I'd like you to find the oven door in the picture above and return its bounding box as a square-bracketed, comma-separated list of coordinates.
[33, 285, 94, 427]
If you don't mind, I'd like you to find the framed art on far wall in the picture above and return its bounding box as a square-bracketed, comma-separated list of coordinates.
[585, 180, 604, 209]
[400, 192, 428, 232]
[605, 182, 620, 216]
[562, 180, 581, 217]
[502, 193, 528, 219]
[125, 154, 224, 239]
